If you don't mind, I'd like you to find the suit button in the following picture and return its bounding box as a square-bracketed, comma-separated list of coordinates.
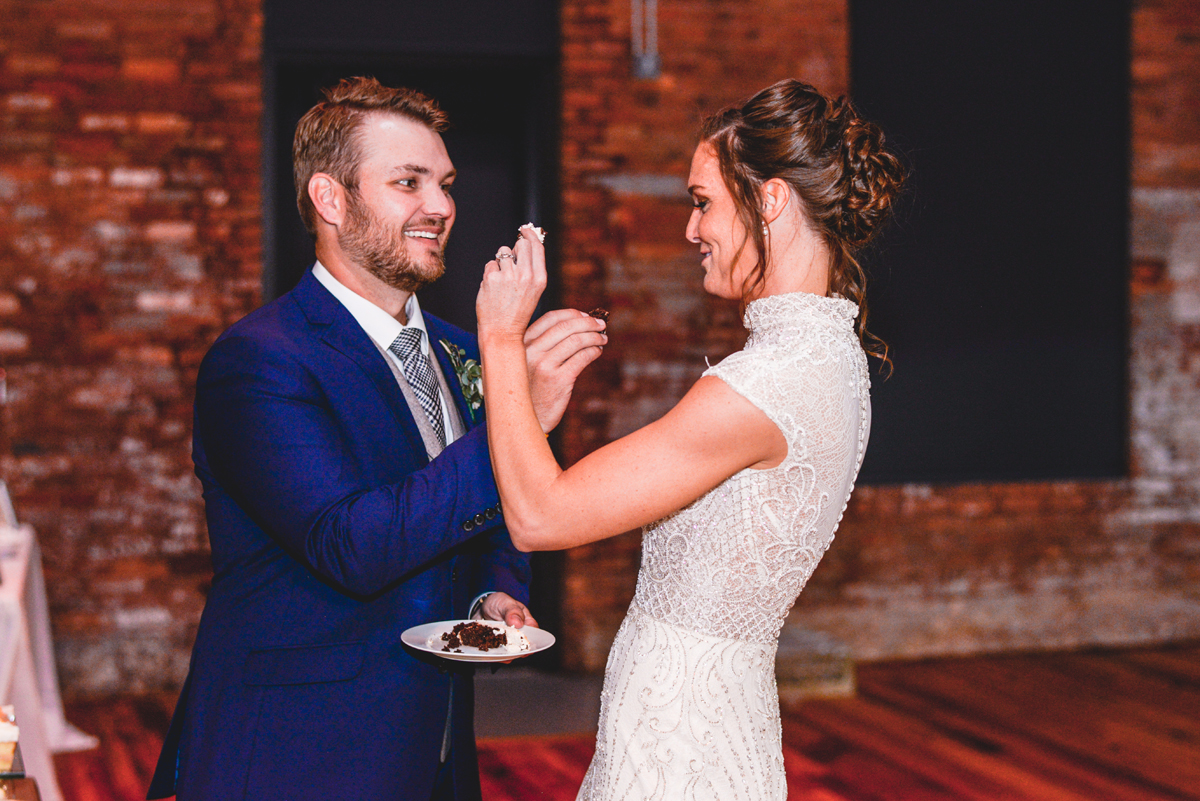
[463, 520, 474, 532]
[451, 569, 458, 582]
[474, 513, 486, 525]
[485, 508, 496, 520]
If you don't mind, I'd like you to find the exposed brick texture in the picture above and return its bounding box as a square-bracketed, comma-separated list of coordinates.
[1133, 1, 1200, 186]
[0, 0, 262, 694]
[2, 0, 1198, 693]
[556, 0, 1200, 670]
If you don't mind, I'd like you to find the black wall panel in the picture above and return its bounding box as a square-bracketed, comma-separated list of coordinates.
[850, 1, 1130, 483]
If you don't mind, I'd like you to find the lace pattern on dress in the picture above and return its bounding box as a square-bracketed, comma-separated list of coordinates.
[633, 292, 870, 645]
[578, 291, 871, 801]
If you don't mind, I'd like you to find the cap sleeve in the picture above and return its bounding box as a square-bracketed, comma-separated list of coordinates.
[703, 349, 794, 441]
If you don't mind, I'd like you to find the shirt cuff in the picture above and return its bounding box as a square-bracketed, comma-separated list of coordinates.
[468, 592, 493, 620]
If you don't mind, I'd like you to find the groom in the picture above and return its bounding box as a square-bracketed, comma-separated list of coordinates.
[147, 78, 606, 800]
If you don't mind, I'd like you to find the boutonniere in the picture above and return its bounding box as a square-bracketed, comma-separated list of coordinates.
[439, 339, 483, 422]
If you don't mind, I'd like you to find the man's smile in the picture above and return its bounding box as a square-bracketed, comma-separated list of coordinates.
[403, 228, 445, 251]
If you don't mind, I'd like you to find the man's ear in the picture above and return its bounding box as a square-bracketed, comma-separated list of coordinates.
[761, 178, 791, 225]
[309, 173, 346, 227]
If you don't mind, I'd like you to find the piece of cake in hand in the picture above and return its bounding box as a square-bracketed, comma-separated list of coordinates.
[0, 705, 17, 773]
[519, 222, 546, 243]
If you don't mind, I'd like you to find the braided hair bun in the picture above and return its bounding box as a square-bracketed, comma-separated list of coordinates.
[833, 102, 905, 247]
[699, 79, 906, 365]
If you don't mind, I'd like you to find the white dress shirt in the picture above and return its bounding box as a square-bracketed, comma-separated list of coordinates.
[312, 261, 458, 444]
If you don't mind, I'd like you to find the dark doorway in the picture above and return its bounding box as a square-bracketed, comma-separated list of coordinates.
[850, 1, 1130, 484]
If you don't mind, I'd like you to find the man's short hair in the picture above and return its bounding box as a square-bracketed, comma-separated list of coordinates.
[292, 76, 449, 236]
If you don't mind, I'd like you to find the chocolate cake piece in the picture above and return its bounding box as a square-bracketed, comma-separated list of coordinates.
[440, 621, 507, 652]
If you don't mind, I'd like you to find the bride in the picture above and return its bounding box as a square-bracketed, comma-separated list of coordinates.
[476, 79, 904, 800]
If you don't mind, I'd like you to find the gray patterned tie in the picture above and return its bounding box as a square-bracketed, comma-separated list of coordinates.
[388, 328, 447, 449]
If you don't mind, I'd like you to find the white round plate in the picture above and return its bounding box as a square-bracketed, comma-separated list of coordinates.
[401, 619, 556, 662]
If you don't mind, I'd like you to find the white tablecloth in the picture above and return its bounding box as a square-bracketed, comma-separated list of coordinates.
[0, 515, 99, 801]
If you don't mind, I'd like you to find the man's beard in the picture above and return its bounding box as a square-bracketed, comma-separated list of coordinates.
[339, 192, 447, 293]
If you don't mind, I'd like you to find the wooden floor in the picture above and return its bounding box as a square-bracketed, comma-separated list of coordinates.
[52, 642, 1200, 801]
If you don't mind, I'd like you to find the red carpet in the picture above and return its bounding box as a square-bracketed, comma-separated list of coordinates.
[477, 735, 594, 800]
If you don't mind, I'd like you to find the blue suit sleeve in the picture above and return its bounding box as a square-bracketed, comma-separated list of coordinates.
[196, 331, 518, 598]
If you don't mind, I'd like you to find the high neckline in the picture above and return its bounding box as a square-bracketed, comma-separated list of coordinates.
[743, 291, 859, 334]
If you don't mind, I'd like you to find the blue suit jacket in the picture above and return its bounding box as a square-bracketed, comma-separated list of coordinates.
[148, 270, 529, 800]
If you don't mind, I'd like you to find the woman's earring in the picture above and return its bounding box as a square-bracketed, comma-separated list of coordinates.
[762, 223, 769, 236]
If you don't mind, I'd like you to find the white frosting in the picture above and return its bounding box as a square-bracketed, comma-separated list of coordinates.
[519, 222, 546, 243]
[502, 624, 532, 653]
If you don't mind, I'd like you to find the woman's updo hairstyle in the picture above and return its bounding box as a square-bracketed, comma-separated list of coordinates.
[699, 79, 905, 365]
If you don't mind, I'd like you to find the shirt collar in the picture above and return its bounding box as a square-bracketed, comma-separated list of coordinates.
[312, 261, 430, 355]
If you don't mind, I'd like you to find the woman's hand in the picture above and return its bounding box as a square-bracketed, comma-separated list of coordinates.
[477, 225, 547, 344]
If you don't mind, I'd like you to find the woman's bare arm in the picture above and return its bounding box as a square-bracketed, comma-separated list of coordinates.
[477, 228, 786, 552]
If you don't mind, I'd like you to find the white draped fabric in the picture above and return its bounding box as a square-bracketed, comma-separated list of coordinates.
[0, 484, 99, 801]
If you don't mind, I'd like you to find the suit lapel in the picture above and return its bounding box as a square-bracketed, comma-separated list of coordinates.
[291, 271, 429, 460]
[425, 315, 481, 431]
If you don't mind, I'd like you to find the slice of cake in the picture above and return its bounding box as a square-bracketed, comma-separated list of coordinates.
[0, 705, 17, 773]
[432, 621, 532, 654]
[443, 621, 506, 651]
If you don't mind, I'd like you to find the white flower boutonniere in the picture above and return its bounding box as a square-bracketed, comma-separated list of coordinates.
[439, 339, 483, 422]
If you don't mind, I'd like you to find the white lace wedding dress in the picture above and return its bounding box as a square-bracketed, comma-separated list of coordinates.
[577, 291, 871, 801]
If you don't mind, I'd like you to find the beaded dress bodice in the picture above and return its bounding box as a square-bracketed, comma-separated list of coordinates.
[634, 291, 870, 645]
[578, 292, 871, 801]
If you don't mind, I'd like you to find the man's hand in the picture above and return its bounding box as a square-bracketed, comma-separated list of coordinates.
[525, 309, 607, 433]
[479, 591, 538, 629]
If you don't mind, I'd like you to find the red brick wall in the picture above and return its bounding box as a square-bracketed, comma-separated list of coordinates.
[2, 0, 1198, 694]
[556, 0, 1200, 670]
[0, 0, 262, 694]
